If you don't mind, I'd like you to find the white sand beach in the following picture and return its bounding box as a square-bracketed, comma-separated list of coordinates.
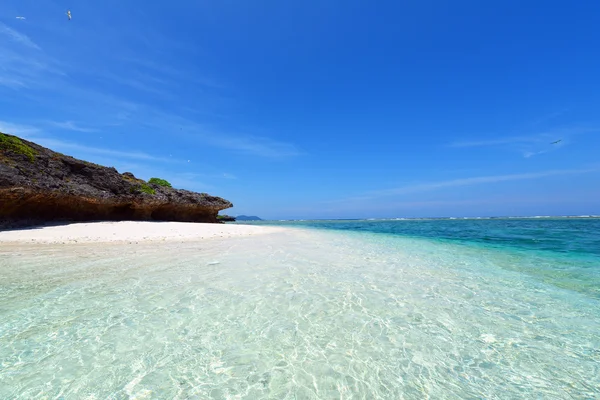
[0, 221, 283, 244]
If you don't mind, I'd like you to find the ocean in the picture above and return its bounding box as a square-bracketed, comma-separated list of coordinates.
[1, 218, 599, 399]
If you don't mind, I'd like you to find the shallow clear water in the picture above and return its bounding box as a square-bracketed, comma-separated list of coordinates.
[243, 218, 600, 299]
[1, 220, 599, 399]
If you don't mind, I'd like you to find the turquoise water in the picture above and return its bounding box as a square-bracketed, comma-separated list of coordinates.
[242, 218, 600, 299]
[242, 217, 600, 257]
[1, 218, 599, 398]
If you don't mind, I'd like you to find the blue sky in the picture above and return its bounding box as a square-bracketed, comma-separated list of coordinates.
[1, 0, 599, 219]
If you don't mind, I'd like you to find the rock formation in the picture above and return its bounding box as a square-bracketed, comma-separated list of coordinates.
[0, 132, 233, 229]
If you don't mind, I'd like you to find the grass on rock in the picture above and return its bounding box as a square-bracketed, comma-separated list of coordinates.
[139, 183, 156, 195]
[148, 177, 172, 188]
[0, 133, 37, 162]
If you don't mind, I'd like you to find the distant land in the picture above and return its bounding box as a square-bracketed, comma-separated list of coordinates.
[236, 215, 263, 221]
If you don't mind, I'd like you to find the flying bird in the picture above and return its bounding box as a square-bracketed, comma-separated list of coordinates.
[16, 16, 26, 20]
[551, 139, 562, 144]
[66, 10, 71, 20]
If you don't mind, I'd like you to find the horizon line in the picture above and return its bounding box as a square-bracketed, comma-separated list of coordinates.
[230, 215, 600, 221]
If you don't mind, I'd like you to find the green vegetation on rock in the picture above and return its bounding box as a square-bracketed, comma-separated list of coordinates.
[139, 183, 156, 195]
[148, 177, 172, 187]
[0, 133, 37, 162]
[129, 182, 156, 195]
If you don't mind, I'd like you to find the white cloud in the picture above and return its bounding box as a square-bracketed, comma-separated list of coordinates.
[0, 76, 27, 89]
[22, 136, 177, 164]
[46, 120, 97, 133]
[168, 172, 214, 192]
[449, 126, 599, 159]
[0, 42, 64, 89]
[0, 21, 298, 159]
[449, 127, 598, 148]
[286, 192, 600, 218]
[326, 167, 600, 205]
[0, 124, 181, 171]
[121, 57, 227, 90]
[523, 150, 548, 158]
[88, 70, 175, 99]
[7, 85, 300, 158]
[449, 135, 542, 148]
[0, 120, 40, 135]
[201, 134, 302, 158]
[378, 169, 598, 196]
[125, 107, 303, 158]
[0, 23, 40, 50]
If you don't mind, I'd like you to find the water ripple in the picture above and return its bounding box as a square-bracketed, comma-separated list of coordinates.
[1, 231, 599, 399]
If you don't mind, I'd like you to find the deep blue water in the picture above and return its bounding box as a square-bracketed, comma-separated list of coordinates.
[236, 218, 600, 299]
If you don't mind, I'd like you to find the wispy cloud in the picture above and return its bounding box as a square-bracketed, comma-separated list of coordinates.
[449, 135, 543, 148]
[449, 126, 599, 158]
[89, 70, 175, 99]
[0, 76, 27, 89]
[122, 106, 303, 158]
[22, 136, 178, 164]
[0, 120, 40, 135]
[526, 109, 570, 128]
[6, 71, 298, 157]
[448, 130, 576, 148]
[327, 167, 600, 204]
[0, 50, 63, 89]
[0, 21, 297, 160]
[0, 22, 40, 50]
[0, 26, 65, 89]
[4, 84, 299, 159]
[284, 192, 600, 218]
[121, 57, 226, 90]
[523, 150, 548, 158]
[45, 120, 97, 133]
[168, 173, 215, 192]
[200, 134, 302, 158]
[376, 168, 598, 196]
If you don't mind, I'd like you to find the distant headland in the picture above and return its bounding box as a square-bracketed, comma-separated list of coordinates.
[0, 132, 233, 229]
[217, 215, 263, 222]
[236, 215, 263, 221]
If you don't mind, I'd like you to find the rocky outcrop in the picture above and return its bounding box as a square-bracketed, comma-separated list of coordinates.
[0, 132, 233, 229]
[217, 215, 236, 222]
